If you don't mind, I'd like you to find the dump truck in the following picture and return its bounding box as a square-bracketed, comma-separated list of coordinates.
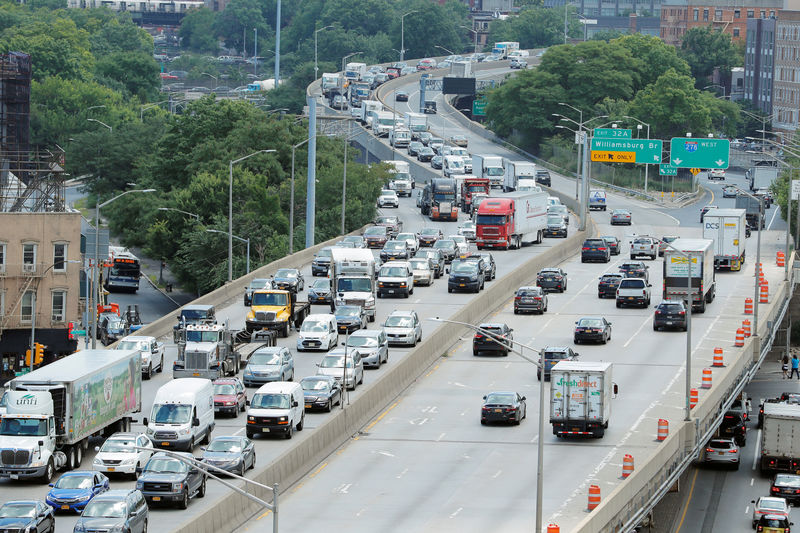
[460, 177, 491, 213]
[662, 238, 716, 313]
[549, 361, 614, 438]
[173, 321, 241, 379]
[759, 402, 800, 474]
[245, 289, 310, 337]
[702, 208, 746, 271]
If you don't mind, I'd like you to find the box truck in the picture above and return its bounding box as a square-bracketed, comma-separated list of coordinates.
[549, 361, 614, 438]
[344, 62, 367, 81]
[735, 194, 764, 229]
[747, 166, 779, 191]
[475, 190, 548, 249]
[449, 61, 472, 78]
[473, 155, 505, 188]
[702, 208, 746, 271]
[0, 349, 142, 481]
[404, 112, 428, 140]
[662, 238, 716, 313]
[329, 248, 377, 322]
[503, 160, 536, 192]
[759, 402, 800, 473]
[359, 100, 383, 126]
[493, 42, 520, 59]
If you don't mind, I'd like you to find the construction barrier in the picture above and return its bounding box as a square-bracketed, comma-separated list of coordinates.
[760, 280, 769, 304]
[701, 368, 712, 389]
[622, 454, 635, 479]
[742, 319, 751, 337]
[744, 297, 753, 315]
[712, 347, 724, 367]
[657, 418, 669, 441]
[547, 525, 560, 533]
[778, 251, 786, 267]
[690, 388, 699, 409]
[588, 485, 601, 511]
[735, 328, 745, 347]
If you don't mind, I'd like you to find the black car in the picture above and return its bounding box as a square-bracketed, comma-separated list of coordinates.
[601, 235, 621, 255]
[536, 267, 568, 292]
[244, 278, 272, 306]
[418, 227, 443, 247]
[653, 300, 688, 331]
[535, 170, 551, 186]
[479, 253, 497, 281]
[514, 286, 547, 314]
[200, 436, 256, 477]
[574, 316, 612, 344]
[407, 141, 423, 157]
[98, 314, 129, 346]
[720, 411, 747, 446]
[136, 452, 206, 509]
[481, 391, 526, 425]
[544, 215, 568, 238]
[308, 278, 333, 305]
[380, 240, 410, 262]
[448, 261, 484, 293]
[433, 239, 458, 263]
[771, 474, 800, 504]
[538, 347, 578, 381]
[581, 238, 611, 263]
[430, 155, 443, 169]
[301, 375, 342, 412]
[598, 273, 624, 298]
[0, 501, 55, 533]
[311, 247, 334, 276]
[395, 90, 409, 101]
[272, 268, 304, 292]
[619, 261, 649, 282]
[417, 146, 435, 162]
[455, 256, 488, 282]
[473, 323, 513, 355]
[755, 514, 793, 532]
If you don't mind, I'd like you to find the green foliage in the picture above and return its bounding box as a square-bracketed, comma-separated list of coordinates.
[179, 8, 219, 54]
[488, 6, 579, 48]
[214, 0, 270, 53]
[680, 26, 740, 83]
[591, 30, 626, 42]
[95, 52, 161, 101]
[615, 34, 691, 90]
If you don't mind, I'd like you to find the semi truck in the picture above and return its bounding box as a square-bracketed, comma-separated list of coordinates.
[662, 238, 716, 313]
[321, 73, 342, 98]
[473, 155, 505, 188]
[420, 178, 459, 220]
[735, 194, 765, 229]
[173, 321, 241, 379]
[503, 160, 536, 192]
[404, 112, 428, 140]
[0, 349, 142, 482]
[747, 166, 779, 191]
[759, 402, 800, 473]
[475, 190, 548, 249]
[245, 289, 310, 337]
[329, 248, 377, 322]
[549, 361, 614, 438]
[460, 177, 491, 213]
[359, 100, 383, 126]
[386, 160, 414, 190]
[702, 208, 746, 271]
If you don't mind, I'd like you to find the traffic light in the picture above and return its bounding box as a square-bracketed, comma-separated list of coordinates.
[34, 343, 44, 365]
[24, 349, 31, 367]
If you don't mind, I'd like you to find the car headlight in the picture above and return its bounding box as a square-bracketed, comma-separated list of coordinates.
[365, 297, 375, 307]
[74, 523, 87, 533]
[93, 457, 103, 465]
[172, 482, 184, 492]
[247, 311, 254, 320]
[110, 526, 127, 533]
[243, 368, 253, 376]
[470, 276, 478, 281]
[136, 480, 143, 490]
[145, 427, 154, 436]
[179, 428, 191, 435]
[121, 457, 135, 465]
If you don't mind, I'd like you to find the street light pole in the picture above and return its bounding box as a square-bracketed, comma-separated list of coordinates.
[86, 118, 112, 132]
[400, 11, 419, 62]
[342, 119, 349, 235]
[623, 116, 651, 192]
[315, 25, 333, 81]
[157, 207, 199, 220]
[207, 230, 250, 275]
[274, 0, 281, 86]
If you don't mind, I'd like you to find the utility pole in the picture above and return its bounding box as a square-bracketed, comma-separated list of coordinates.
[274, 0, 281, 85]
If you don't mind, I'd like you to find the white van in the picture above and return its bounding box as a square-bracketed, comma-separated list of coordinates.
[297, 314, 338, 352]
[444, 155, 465, 177]
[377, 261, 415, 298]
[145, 378, 215, 451]
[246, 382, 305, 439]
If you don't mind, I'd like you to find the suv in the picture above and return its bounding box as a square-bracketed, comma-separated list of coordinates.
[630, 237, 658, 260]
[74, 490, 148, 533]
[448, 260, 484, 293]
[538, 347, 578, 381]
[653, 300, 688, 331]
[616, 278, 651, 308]
[708, 168, 725, 180]
[375, 215, 402, 237]
[581, 238, 611, 263]
[378, 261, 414, 298]
[473, 323, 513, 356]
[311, 247, 334, 276]
[514, 286, 548, 314]
[136, 452, 206, 509]
[535, 170, 551, 186]
[536, 268, 567, 292]
[619, 261, 649, 282]
[597, 273, 624, 298]
[720, 411, 747, 446]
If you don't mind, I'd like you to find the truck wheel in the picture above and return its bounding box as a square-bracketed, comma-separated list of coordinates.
[66, 446, 76, 470]
[178, 489, 189, 510]
[282, 323, 290, 338]
[41, 459, 54, 482]
[75, 443, 83, 467]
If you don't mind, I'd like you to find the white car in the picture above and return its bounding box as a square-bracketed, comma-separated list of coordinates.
[751, 496, 789, 527]
[458, 221, 476, 241]
[296, 314, 338, 352]
[383, 310, 422, 346]
[708, 168, 725, 180]
[409, 258, 435, 286]
[116, 336, 164, 380]
[316, 349, 364, 390]
[377, 189, 399, 208]
[447, 234, 469, 256]
[395, 232, 420, 253]
[93, 432, 154, 479]
[547, 196, 562, 207]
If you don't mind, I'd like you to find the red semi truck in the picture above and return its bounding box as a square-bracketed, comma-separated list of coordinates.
[475, 190, 549, 250]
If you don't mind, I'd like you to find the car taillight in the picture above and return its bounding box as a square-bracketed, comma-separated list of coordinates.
[598, 247, 607, 251]
[582, 247, 589, 250]
[728, 449, 739, 453]
[655, 310, 661, 314]
[534, 297, 541, 300]
[506, 407, 516, 412]
[475, 334, 483, 339]
[679, 311, 686, 315]
[772, 486, 780, 492]
[514, 296, 521, 300]
[705, 448, 714, 453]
[643, 290, 647, 296]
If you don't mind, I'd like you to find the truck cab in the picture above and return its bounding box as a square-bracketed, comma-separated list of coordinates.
[329, 249, 377, 322]
[173, 323, 240, 380]
[246, 289, 310, 337]
[389, 128, 411, 149]
[460, 177, 490, 213]
[173, 305, 217, 343]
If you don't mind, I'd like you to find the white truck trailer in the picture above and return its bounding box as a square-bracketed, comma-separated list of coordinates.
[473, 154, 505, 188]
[0, 349, 142, 481]
[747, 166, 779, 191]
[329, 248, 377, 322]
[503, 160, 536, 192]
[549, 361, 614, 438]
[759, 402, 800, 473]
[702, 208, 747, 271]
[359, 100, 383, 126]
[662, 238, 716, 313]
[404, 112, 428, 140]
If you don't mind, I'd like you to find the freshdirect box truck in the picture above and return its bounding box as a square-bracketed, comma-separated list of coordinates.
[549, 361, 614, 438]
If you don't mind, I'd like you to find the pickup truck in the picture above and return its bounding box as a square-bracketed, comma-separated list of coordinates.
[245, 289, 310, 337]
[630, 237, 658, 260]
[616, 278, 651, 308]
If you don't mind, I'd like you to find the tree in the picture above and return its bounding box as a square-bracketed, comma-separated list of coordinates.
[214, 0, 270, 53]
[95, 52, 161, 101]
[680, 26, 740, 83]
[614, 33, 691, 90]
[488, 6, 581, 47]
[179, 8, 220, 54]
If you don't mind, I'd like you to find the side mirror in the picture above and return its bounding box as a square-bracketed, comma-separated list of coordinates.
[482, 395, 487, 400]
[192, 418, 200, 427]
[176, 315, 181, 320]
[135, 466, 143, 476]
[38, 440, 44, 447]
[521, 396, 526, 401]
[648, 284, 652, 287]
[751, 500, 756, 504]
[508, 329, 514, 332]
[293, 400, 299, 407]
[200, 447, 206, 452]
[48, 483, 54, 487]
[613, 383, 619, 395]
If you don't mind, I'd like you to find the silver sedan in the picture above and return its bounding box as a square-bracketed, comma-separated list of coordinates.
[409, 258, 435, 286]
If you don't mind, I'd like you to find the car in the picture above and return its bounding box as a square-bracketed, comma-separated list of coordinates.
[538, 347, 579, 381]
[341, 235, 366, 249]
[653, 300, 688, 331]
[116, 335, 164, 379]
[244, 278, 272, 306]
[73, 490, 148, 533]
[418, 227, 443, 247]
[316, 349, 364, 390]
[377, 189, 399, 208]
[473, 323, 513, 356]
[755, 514, 793, 532]
[407, 141, 423, 157]
[730, 396, 751, 421]
[752, 497, 789, 527]
[98, 313, 129, 346]
[700, 205, 718, 223]
[428, 138, 444, 153]
[395, 90, 409, 101]
[417, 146, 435, 162]
[409, 258, 435, 286]
[597, 273, 625, 298]
[479, 253, 496, 280]
[481, 391, 526, 425]
[301, 375, 342, 411]
[771, 474, 800, 504]
[544, 215, 568, 238]
[311, 247, 334, 276]
[212, 377, 247, 417]
[400, 66, 416, 76]
[630, 236, 658, 260]
[448, 260, 484, 293]
[722, 185, 738, 198]
[458, 221, 477, 241]
[514, 286, 548, 314]
[616, 277, 651, 308]
[346, 329, 389, 369]
[430, 155, 443, 169]
[450, 134, 469, 147]
[136, 452, 206, 508]
[396, 232, 420, 253]
[658, 235, 680, 256]
[536, 267, 568, 292]
[375, 215, 402, 236]
[380, 240, 410, 262]
[0, 500, 55, 532]
[610, 208, 632, 225]
[708, 168, 726, 180]
[581, 238, 611, 263]
[418, 131, 433, 145]
[334, 240, 356, 248]
[331, 94, 348, 109]
[272, 268, 304, 292]
[415, 248, 445, 278]
[574, 316, 612, 344]
[433, 239, 457, 262]
[448, 234, 469, 257]
[382, 309, 422, 346]
[619, 261, 649, 282]
[46, 471, 109, 513]
[600, 235, 621, 255]
[720, 410, 747, 446]
[703, 437, 739, 469]
[242, 346, 295, 387]
[308, 278, 333, 305]
[509, 57, 528, 69]
[755, 188, 774, 207]
[200, 435, 255, 477]
[334, 304, 367, 333]
[92, 433, 155, 479]
[547, 204, 569, 224]
[454, 255, 489, 282]
[364, 225, 391, 248]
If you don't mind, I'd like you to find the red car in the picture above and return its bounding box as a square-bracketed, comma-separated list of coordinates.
[213, 377, 247, 417]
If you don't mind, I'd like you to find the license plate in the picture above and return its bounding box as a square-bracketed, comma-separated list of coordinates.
[161, 442, 169, 446]
[318, 297, 326, 301]
[388, 290, 395, 293]
[10, 474, 18, 480]
[718, 452, 726, 456]
[108, 467, 115, 472]
[523, 298, 533, 303]
[61, 505, 70, 510]
[192, 372, 200, 376]
[459, 284, 465, 287]
[305, 404, 312, 409]
[152, 496, 161, 502]
[494, 409, 502, 413]
[628, 297, 634, 300]
[665, 321, 673, 325]
[262, 428, 270, 432]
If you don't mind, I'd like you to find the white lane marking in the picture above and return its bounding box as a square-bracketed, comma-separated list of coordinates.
[336, 483, 352, 493]
[492, 470, 502, 479]
[234, 428, 244, 436]
[752, 429, 762, 470]
[460, 409, 468, 416]
[356, 508, 367, 517]
[745, 506, 750, 514]
[415, 298, 421, 303]
[750, 478, 755, 486]
[624, 315, 653, 348]
[450, 382, 467, 388]
[436, 432, 446, 441]
[450, 507, 463, 518]
[410, 417, 429, 425]
[397, 468, 408, 479]
[421, 406, 438, 413]
[377, 450, 395, 457]
[651, 210, 681, 225]
[768, 207, 780, 230]
[530, 435, 539, 443]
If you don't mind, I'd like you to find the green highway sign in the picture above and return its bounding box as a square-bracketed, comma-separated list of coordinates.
[590, 137, 662, 164]
[594, 128, 631, 139]
[669, 137, 730, 169]
[472, 97, 487, 116]
[659, 164, 677, 176]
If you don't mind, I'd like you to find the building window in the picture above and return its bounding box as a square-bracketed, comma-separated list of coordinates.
[715, 9, 722, 19]
[760, 10, 766, 18]
[703, 9, 709, 21]
[22, 243, 36, 272]
[734, 9, 740, 18]
[51, 291, 66, 323]
[53, 243, 66, 272]
[747, 9, 754, 17]
[693, 8, 698, 20]
[734, 28, 740, 38]
[0, 243, 5, 273]
[20, 291, 33, 322]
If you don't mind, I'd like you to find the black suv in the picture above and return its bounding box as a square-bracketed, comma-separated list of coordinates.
[581, 239, 611, 263]
[136, 452, 206, 509]
[720, 411, 747, 446]
[448, 261, 484, 293]
[538, 347, 578, 381]
[535, 170, 551, 186]
[311, 247, 334, 276]
[473, 323, 513, 356]
[598, 273, 624, 298]
[619, 261, 649, 282]
[653, 300, 688, 331]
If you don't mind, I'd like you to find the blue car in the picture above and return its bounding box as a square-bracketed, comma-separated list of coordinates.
[46, 471, 109, 513]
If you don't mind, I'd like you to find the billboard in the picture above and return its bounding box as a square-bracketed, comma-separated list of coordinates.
[442, 77, 476, 95]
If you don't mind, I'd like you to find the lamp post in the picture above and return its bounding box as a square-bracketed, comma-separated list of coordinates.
[274, 0, 281, 86]
[91, 189, 155, 348]
[140, 100, 173, 121]
[200, 72, 218, 90]
[556, 103, 584, 200]
[228, 150, 274, 282]
[435, 45, 455, 56]
[461, 25, 478, 54]
[702, 83, 726, 98]
[30, 260, 80, 371]
[314, 25, 334, 80]
[429, 317, 545, 533]
[342, 119, 351, 235]
[207, 229, 250, 275]
[157, 207, 199, 220]
[400, 10, 419, 62]
[86, 118, 112, 132]
[735, 187, 765, 355]
[740, 110, 778, 156]
[622, 115, 651, 192]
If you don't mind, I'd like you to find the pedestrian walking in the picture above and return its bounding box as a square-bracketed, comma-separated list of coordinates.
[783, 355, 790, 379]
[791, 354, 800, 380]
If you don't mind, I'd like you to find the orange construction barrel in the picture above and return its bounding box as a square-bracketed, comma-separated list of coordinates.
[547, 525, 560, 533]
[657, 419, 669, 441]
[735, 328, 745, 347]
[622, 454, 635, 478]
[742, 319, 751, 337]
[744, 298, 753, 315]
[701, 368, 712, 389]
[778, 251, 786, 267]
[760, 281, 769, 304]
[712, 347, 724, 367]
[690, 388, 699, 409]
[588, 485, 601, 511]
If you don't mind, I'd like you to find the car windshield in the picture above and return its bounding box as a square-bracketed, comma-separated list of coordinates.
[420, 228, 439, 236]
[485, 393, 515, 404]
[365, 227, 386, 236]
[601, 275, 622, 282]
[547, 216, 563, 225]
[578, 318, 604, 327]
[516, 289, 539, 297]
[397, 233, 414, 241]
[107, 317, 124, 328]
[434, 240, 455, 249]
[151, 404, 192, 424]
[601, 236, 617, 243]
[410, 260, 429, 270]
[450, 236, 466, 244]
[186, 330, 219, 342]
[207, 440, 242, 453]
[613, 210, 630, 215]
[249, 279, 270, 289]
[452, 263, 477, 274]
[381, 190, 395, 196]
[0, 504, 35, 518]
[776, 475, 800, 487]
[348, 335, 379, 347]
[0, 417, 48, 436]
[311, 279, 330, 290]
[385, 242, 406, 250]
[214, 384, 236, 395]
[336, 306, 361, 318]
[337, 278, 371, 292]
[275, 269, 297, 279]
[250, 393, 290, 409]
[251, 293, 287, 306]
[100, 438, 136, 453]
[544, 351, 566, 360]
[55, 474, 94, 489]
[659, 304, 684, 312]
[476, 215, 506, 225]
[301, 320, 329, 333]
[634, 238, 651, 245]
[302, 378, 332, 391]
[549, 206, 568, 214]
[320, 356, 354, 368]
[381, 266, 408, 277]
[80, 500, 127, 518]
[385, 316, 412, 327]
[250, 352, 282, 366]
[145, 457, 187, 474]
[759, 499, 787, 510]
[181, 309, 210, 320]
